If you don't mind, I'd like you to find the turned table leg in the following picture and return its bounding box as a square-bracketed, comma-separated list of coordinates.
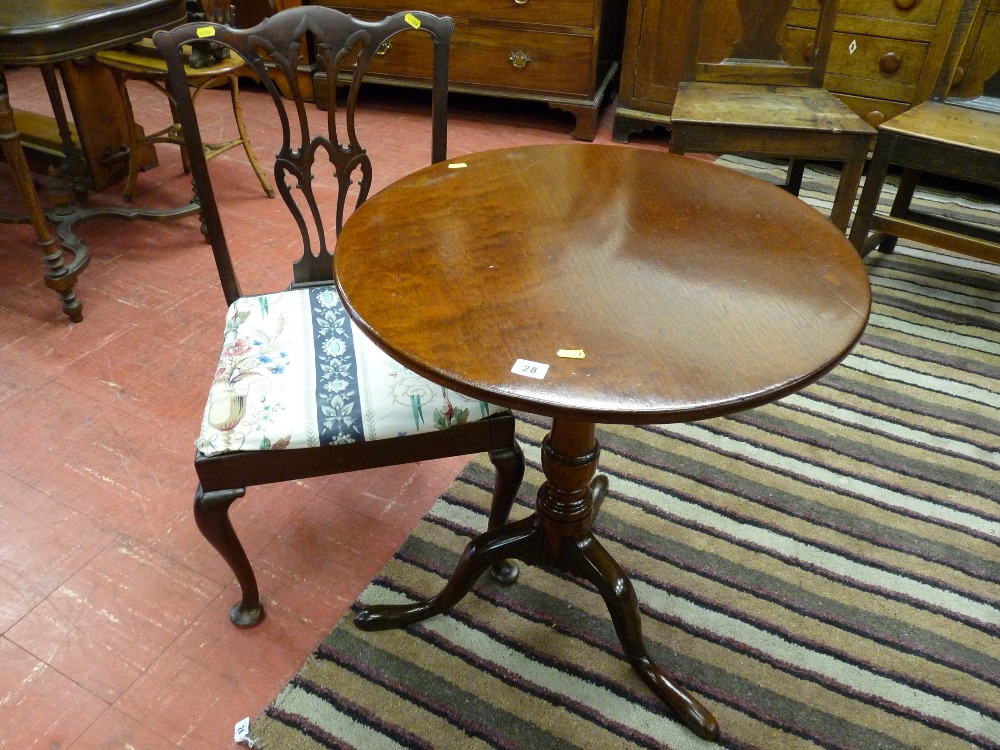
[0, 67, 84, 322]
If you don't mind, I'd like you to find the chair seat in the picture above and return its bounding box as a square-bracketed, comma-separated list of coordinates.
[673, 82, 874, 135]
[198, 286, 506, 456]
[881, 100, 1000, 154]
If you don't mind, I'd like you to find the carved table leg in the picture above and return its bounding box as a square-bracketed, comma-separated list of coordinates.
[355, 416, 720, 741]
[354, 514, 541, 631]
[568, 533, 720, 741]
[0, 68, 84, 322]
[538, 419, 718, 740]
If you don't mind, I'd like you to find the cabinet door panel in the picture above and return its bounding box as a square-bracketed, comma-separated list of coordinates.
[629, 0, 753, 112]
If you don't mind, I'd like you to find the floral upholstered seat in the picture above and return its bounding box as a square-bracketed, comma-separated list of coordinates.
[160, 9, 524, 628]
[198, 286, 504, 457]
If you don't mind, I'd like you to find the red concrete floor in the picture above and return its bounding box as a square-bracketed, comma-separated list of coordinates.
[0, 62, 671, 748]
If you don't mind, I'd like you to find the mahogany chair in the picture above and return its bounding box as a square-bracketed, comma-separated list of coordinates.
[849, 0, 999, 263]
[97, 0, 273, 200]
[153, 6, 525, 627]
[669, 0, 875, 231]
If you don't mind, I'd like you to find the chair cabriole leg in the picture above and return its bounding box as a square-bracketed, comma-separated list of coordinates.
[194, 485, 262, 627]
[487, 442, 525, 584]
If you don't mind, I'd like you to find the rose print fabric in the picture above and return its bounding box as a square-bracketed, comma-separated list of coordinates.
[197, 287, 505, 456]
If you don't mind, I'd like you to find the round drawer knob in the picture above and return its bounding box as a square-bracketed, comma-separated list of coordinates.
[951, 65, 966, 87]
[866, 110, 887, 127]
[514, 0, 529, 4]
[509, 50, 532, 69]
[879, 51, 901, 74]
[803, 42, 814, 62]
[894, 0, 918, 9]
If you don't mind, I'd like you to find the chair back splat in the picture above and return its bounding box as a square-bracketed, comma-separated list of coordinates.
[156, 7, 450, 302]
[670, 0, 876, 231]
[152, 7, 523, 629]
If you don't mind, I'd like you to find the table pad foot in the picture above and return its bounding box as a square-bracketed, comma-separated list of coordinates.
[568, 532, 720, 741]
[354, 507, 719, 741]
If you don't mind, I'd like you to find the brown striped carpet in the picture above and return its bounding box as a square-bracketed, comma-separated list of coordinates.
[251, 160, 1000, 749]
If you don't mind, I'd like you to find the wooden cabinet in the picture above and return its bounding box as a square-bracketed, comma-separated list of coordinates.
[784, 0, 968, 126]
[290, 0, 624, 140]
[613, 0, 970, 141]
[952, 0, 1000, 97]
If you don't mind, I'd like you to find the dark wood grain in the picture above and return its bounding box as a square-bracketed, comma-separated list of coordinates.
[341, 142, 871, 741]
[0, 0, 185, 64]
[337, 144, 871, 424]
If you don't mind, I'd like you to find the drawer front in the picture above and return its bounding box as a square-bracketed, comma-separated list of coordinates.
[836, 93, 909, 126]
[791, 0, 944, 26]
[333, 21, 595, 96]
[786, 26, 928, 96]
[453, 25, 594, 95]
[319, 1, 597, 29]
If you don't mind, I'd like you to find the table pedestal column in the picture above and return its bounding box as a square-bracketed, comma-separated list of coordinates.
[355, 417, 720, 741]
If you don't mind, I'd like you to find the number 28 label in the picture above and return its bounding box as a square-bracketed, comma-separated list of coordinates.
[512, 359, 549, 380]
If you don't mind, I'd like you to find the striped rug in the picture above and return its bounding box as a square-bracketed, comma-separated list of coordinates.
[251, 164, 1000, 750]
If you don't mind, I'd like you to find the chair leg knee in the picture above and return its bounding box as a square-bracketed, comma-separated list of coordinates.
[194, 484, 263, 627]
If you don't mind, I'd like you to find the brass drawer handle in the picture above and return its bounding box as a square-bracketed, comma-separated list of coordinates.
[514, 0, 529, 4]
[376, 41, 392, 56]
[879, 51, 901, 74]
[509, 50, 532, 69]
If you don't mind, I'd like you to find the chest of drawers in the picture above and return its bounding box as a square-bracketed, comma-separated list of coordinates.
[297, 0, 623, 140]
[612, 0, 973, 142]
[784, 0, 968, 126]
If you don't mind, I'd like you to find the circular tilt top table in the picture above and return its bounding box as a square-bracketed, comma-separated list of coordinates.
[335, 144, 872, 741]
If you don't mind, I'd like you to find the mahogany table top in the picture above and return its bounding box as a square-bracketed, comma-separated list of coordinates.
[0, 0, 185, 64]
[335, 144, 872, 425]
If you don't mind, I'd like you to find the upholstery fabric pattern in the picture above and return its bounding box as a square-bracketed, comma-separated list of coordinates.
[197, 287, 504, 456]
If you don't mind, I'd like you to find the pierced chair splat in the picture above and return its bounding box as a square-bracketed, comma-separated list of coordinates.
[153, 6, 524, 627]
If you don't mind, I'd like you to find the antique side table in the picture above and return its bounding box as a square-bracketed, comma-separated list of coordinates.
[334, 144, 872, 740]
[0, 0, 186, 321]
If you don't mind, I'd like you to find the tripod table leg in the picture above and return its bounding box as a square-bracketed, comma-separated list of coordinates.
[568, 532, 720, 741]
